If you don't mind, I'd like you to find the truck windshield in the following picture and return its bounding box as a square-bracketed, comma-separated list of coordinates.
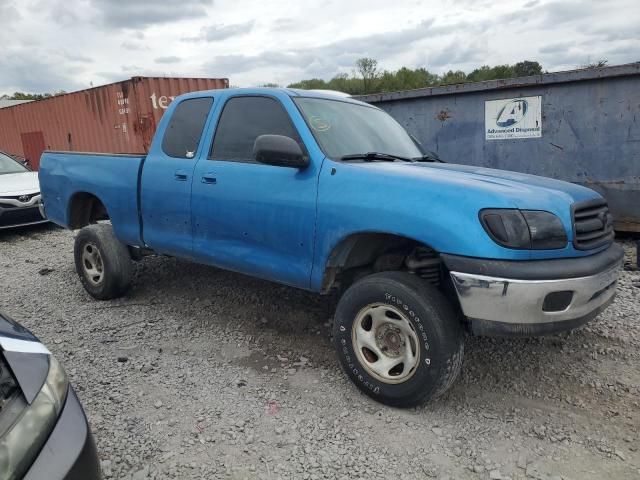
[0, 153, 27, 175]
[293, 97, 422, 160]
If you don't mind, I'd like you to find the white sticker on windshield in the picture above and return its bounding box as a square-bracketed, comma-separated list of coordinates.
[310, 116, 331, 132]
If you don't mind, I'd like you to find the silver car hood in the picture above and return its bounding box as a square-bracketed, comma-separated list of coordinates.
[0, 172, 40, 196]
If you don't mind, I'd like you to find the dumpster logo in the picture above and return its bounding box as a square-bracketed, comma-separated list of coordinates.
[485, 96, 542, 140]
[496, 99, 528, 127]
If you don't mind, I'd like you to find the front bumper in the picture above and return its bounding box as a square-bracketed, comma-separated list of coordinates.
[443, 244, 624, 336]
[0, 195, 48, 229]
[24, 388, 101, 480]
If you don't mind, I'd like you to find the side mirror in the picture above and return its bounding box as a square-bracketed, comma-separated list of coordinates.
[253, 135, 308, 169]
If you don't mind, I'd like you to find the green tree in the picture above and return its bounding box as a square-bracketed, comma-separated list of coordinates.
[466, 65, 493, 82]
[377, 67, 438, 92]
[1, 91, 66, 101]
[327, 73, 363, 95]
[513, 60, 543, 77]
[491, 64, 516, 79]
[355, 57, 379, 94]
[581, 59, 608, 69]
[287, 78, 329, 90]
[287, 58, 552, 95]
[438, 70, 467, 85]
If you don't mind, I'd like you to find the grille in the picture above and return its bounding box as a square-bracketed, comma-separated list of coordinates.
[572, 199, 614, 250]
[0, 206, 44, 227]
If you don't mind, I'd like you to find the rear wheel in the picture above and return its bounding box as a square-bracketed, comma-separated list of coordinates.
[74, 224, 132, 300]
[333, 271, 464, 407]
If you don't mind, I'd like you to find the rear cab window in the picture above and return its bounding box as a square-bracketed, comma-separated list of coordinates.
[209, 96, 303, 163]
[162, 97, 214, 159]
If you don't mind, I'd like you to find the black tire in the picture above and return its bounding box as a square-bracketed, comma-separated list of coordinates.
[333, 271, 464, 407]
[74, 224, 133, 300]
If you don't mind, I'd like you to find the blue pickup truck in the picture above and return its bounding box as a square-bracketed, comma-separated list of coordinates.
[39, 88, 623, 407]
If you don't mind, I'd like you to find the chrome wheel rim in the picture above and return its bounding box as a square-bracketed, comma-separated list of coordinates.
[351, 303, 420, 384]
[82, 243, 104, 286]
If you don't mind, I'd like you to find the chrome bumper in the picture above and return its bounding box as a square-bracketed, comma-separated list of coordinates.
[450, 262, 620, 329]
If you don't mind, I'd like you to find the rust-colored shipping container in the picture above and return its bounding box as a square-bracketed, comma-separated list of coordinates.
[0, 76, 229, 169]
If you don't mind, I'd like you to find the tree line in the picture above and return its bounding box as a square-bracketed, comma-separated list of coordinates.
[0, 91, 66, 101]
[2, 58, 612, 99]
[287, 58, 612, 95]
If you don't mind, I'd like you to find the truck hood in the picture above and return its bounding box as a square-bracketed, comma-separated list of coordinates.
[0, 172, 40, 196]
[323, 159, 606, 262]
[395, 161, 600, 208]
[346, 160, 603, 245]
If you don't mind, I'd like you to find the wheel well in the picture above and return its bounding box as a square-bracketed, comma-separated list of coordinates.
[68, 192, 110, 229]
[321, 233, 443, 294]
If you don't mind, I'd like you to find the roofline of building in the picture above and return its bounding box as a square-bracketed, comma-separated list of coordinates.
[357, 62, 640, 103]
[0, 76, 229, 111]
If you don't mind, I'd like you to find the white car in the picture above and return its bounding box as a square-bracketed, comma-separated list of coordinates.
[0, 151, 47, 229]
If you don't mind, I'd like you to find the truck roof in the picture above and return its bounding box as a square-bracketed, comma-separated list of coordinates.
[177, 87, 373, 107]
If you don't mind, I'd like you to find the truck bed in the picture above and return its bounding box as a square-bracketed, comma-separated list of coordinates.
[39, 151, 146, 246]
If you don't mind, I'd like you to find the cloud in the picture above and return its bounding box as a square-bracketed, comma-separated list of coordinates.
[504, 0, 603, 28]
[155, 56, 182, 64]
[537, 1, 595, 24]
[63, 52, 94, 63]
[271, 18, 296, 31]
[606, 44, 640, 57]
[586, 24, 640, 42]
[538, 42, 574, 55]
[426, 41, 486, 69]
[121, 40, 148, 50]
[201, 18, 490, 80]
[206, 51, 312, 74]
[0, 1, 21, 21]
[1, 0, 639, 93]
[91, 0, 214, 28]
[0, 50, 84, 93]
[185, 20, 255, 42]
[94, 65, 184, 85]
[0, 1, 21, 42]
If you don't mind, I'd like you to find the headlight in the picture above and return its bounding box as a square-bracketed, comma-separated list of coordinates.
[480, 209, 568, 250]
[0, 356, 69, 480]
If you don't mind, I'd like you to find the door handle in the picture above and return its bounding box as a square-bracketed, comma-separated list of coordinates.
[174, 170, 188, 181]
[201, 173, 217, 184]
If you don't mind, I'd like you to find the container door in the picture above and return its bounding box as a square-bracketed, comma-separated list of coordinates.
[139, 97, 214, 257]
[191, 95, 318, 289]
[20, 131, 46, 170]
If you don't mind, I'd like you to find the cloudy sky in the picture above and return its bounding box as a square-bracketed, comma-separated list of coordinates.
[0, 0, 638, 94]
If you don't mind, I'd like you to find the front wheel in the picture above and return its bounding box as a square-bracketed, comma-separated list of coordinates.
[74, 224, 133, 300]
[333, 271, 464, 407]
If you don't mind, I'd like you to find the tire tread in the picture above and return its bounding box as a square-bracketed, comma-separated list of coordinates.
[74, 224, 132, 300]
[334, 271, 464, 407]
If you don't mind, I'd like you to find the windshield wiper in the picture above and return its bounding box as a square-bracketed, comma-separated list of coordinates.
[340, 152, 413, 162]
[412, 150, 445, 163]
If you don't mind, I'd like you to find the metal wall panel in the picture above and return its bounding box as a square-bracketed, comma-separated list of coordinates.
[360, 63, 640, 231]
[0, 76, 229, 167]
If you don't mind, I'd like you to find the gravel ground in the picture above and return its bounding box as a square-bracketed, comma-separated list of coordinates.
[1, 224, 639, 480]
